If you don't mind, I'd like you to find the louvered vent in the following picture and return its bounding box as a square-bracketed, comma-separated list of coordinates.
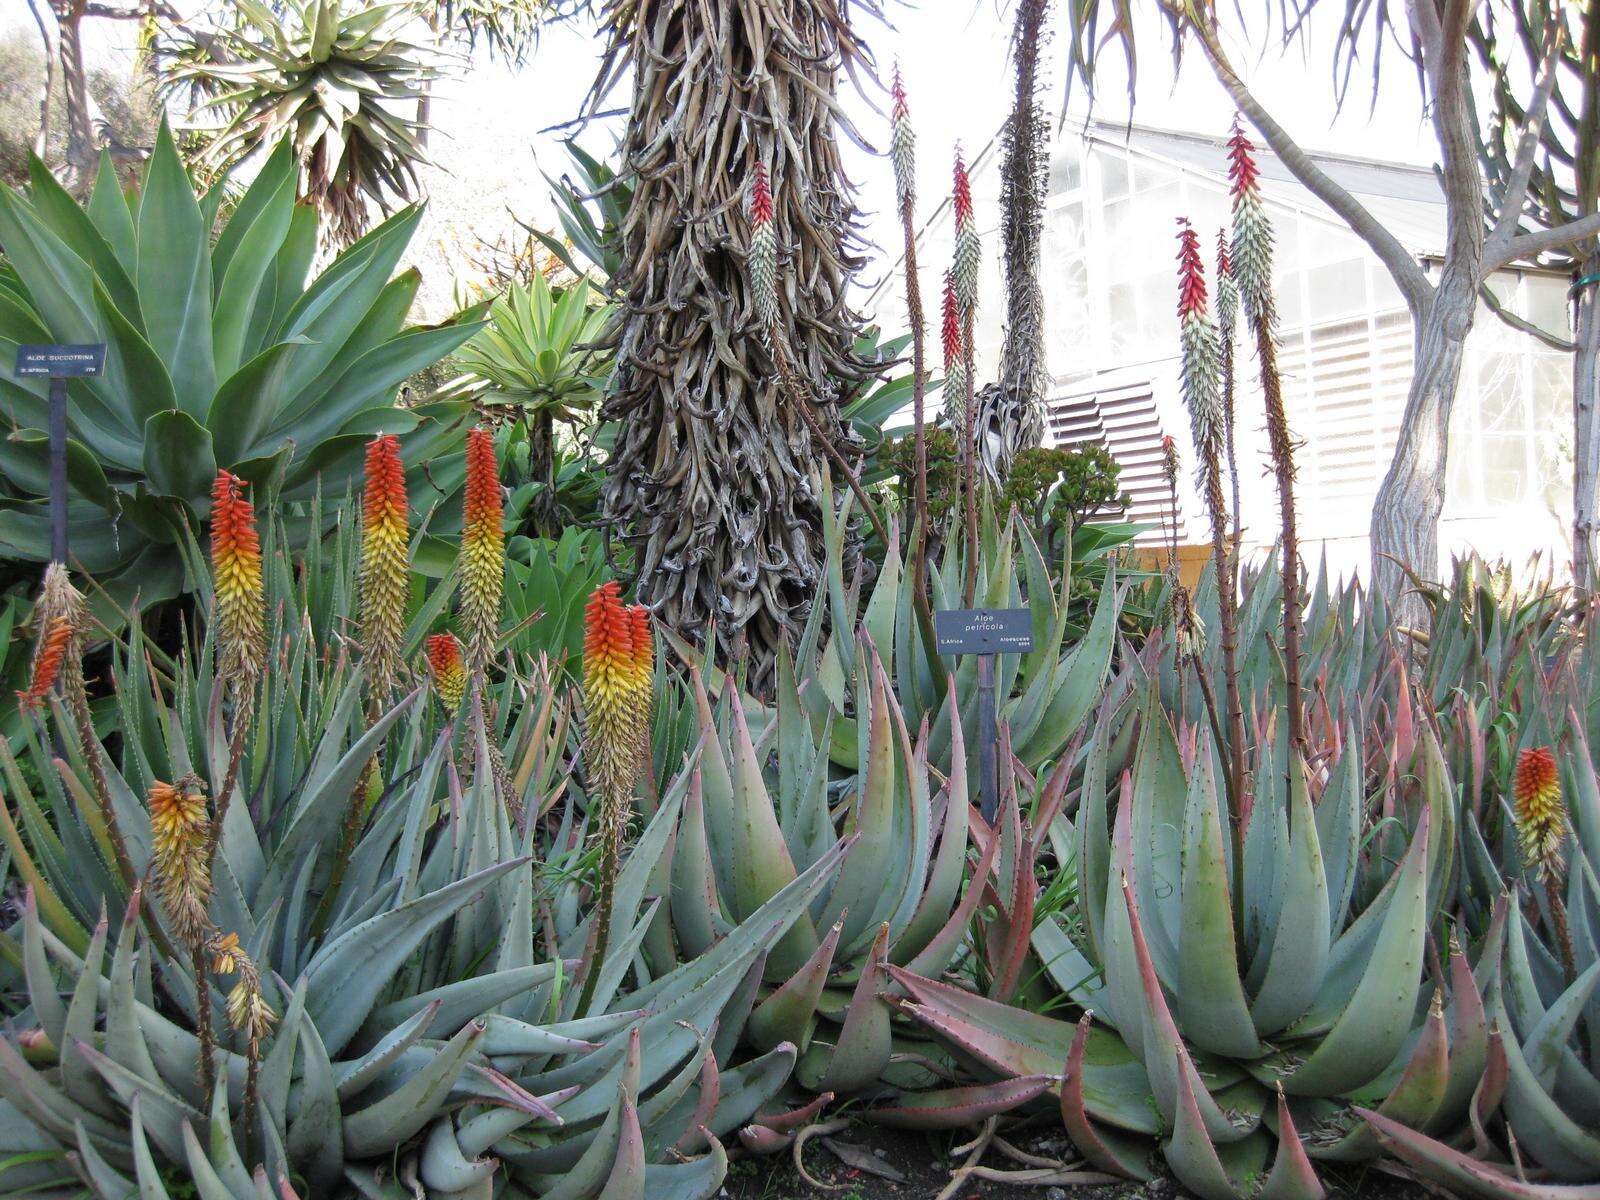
[1047, 379, 1186, 544]
[1276, 310, 1412, 540]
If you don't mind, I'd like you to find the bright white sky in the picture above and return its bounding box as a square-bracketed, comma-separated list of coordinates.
[5, 1, 1442, 313]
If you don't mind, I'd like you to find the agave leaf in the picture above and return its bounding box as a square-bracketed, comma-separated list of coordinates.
[669, 769, 722, 961]
[181, 1119, 247, 1200]
[1314, 997, 1450, 1162]
[59, 913, 111, 1117]
[866, 1075, 1052, 1129]
[1175, 746, 1259, 1057]
[1249, 756, 1332, 1035]
[79, 1042, 201, 1162]
[342, 1020, 487, 1158]
[816, 923, 892, 1094]
[1277, 806, 1431, 1096]
[1256, 1088, 1325, 1200]
[286, 1010, 342, 1191]
[75, 1118, 137, 1193]
[1358, 1107, 1600, 1200]
[129, 1097, 175, 1200]
[746, 917, 842, 1052]
[1060, 1014, 1155, 1180]
[303, 857, 527, 1055]
[640, 1132, 728, 1200]
[1162, 1047, 1270, 1200]
[1498, 994, 1600, 1180]
[888, 965, 1158, 1134]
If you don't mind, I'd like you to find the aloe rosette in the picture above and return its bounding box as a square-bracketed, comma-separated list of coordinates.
[0, 543, 849, 1199]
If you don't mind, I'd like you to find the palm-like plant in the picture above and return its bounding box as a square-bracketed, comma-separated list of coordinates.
[168, 0, 442, 244]
[448, 273, 612, 537]
[0, 127, 479, 616]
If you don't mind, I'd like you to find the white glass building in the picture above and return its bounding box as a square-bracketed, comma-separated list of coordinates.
[870, 120, 1576, 580]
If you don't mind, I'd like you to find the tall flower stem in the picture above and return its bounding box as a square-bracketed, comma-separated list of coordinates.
[1177, 220, 1246, 826]
[1217, 231, 1244, 554]
[953, 149, 982, 605]
[1229, 119, 1304, 755]
[890, 70, 946, 690]
[575, 584, 652, 1018]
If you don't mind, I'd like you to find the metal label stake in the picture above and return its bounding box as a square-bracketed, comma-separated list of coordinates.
[934, 606, 1033, 822]
[14, 344, 107, 564]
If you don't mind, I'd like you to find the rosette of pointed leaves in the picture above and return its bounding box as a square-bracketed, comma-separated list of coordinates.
[1370, 721, 1600, 1194]
[167, 0, 443, 244]
[747, 162, 779, 331]
[0, 128, 480, 615]
[894, 679, 1473, 1199]
[459, 426, 506, 672]
[210, 470, 265, 690]
[359, 434, 410, 699]
[1226, 119, 1274, 324]
[0, 561, 838, 1198]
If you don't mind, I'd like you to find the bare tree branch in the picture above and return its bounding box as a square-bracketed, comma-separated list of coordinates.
[1491, 209, 1600, 271]
[1478, 281, 1575, 352]
[1486, 16, 1566, 263]
[1189, 16, 1434, 314]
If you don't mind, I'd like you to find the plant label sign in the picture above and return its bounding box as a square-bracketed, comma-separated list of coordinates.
[14, 344, 107, 378]
[934, 607, 1033, 656]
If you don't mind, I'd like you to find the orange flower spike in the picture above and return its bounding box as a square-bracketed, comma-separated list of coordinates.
[360, 435, 410, 698]
[583, 583, 648, 796]
[210, 471, 265, 685]
[1513, 746, 1568, 880]
[625, 604, 655, 760]
[425, 632, 467, 711]
[17, 616, 72, 711]
[459, 427, 505, 672]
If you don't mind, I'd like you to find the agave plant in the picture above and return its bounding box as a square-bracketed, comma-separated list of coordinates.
[445, 273, 612, 538]
[0, 128, 479, 617]
[168, 0, 443, 244]
[0, 496, 848, 1200]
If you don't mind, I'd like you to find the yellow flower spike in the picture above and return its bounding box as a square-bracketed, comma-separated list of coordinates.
[1513, 746, 1568, 881]
[425, 632, 467, 711]
[147, 774, 211, 944]
[210, 471, 265, 690]
[359, 434, 410, 700]
[459, 427, 505, 673]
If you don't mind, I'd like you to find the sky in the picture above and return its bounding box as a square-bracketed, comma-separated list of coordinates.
[3, 1, 1444, 314]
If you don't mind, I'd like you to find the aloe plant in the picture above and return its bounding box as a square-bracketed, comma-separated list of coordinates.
[0, 127, 479, 617]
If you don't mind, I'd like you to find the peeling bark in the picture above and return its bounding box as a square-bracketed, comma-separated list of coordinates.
[587, 0, 874, 692]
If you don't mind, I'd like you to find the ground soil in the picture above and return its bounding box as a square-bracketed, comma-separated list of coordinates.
[719, 1123, 1439, 1200]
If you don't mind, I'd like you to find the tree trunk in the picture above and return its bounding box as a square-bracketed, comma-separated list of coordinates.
[25, 0, 55, 158]
[54, 0, 98, 192]
[591, 0, 872, 694]
[1369, 288, 1472, 622]
[1573, 251, 1600, 590]
[527, 408, 558, 540]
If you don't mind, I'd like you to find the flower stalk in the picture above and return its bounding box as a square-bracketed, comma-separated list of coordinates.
[575, 582, 653, 1016]
[460, 426, 505, 680]
[1228, 118, 1305, 755]
[1176, 218, 1247, 829]
[1513, 746, 1575, 981]
[952, 148, 981, 604]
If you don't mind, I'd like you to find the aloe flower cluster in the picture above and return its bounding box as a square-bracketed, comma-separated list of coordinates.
[425, 631, 467, 711]
[16, 615, 71, 711]
[952, 149, 980, 323]
[941, 270, 966, 421]
[459, 426, 505, 674]
[209, 471, 265, 690]
[1176, 221, 1225, 502]
[748, 161, 779, 330]
[1226, 118, 1274, 324]
[359, 433, 410, 699]
[890, 68, 915, 206]
[1513, 745, 1568, 880]
[147, 775, 212, 945]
